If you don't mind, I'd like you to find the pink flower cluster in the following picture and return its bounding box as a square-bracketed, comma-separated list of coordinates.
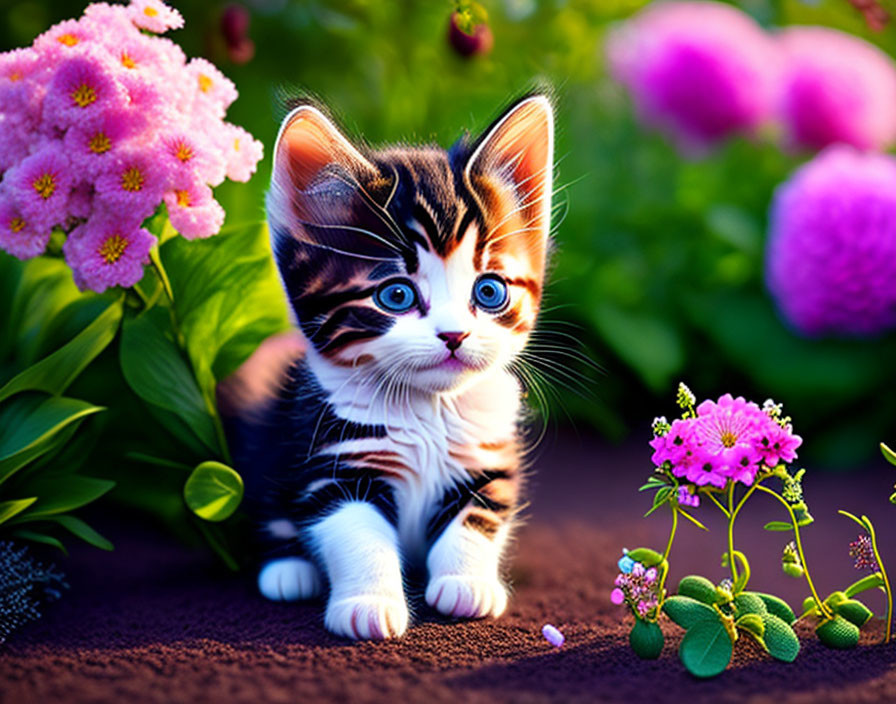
[611, 556, 660, 618]
[650, 393, 802, 488]
[0, 1, 264, 292]
[607, 2, 896, 153]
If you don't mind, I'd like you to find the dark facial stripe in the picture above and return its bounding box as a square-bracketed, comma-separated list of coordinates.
[309, 305, 393, 353]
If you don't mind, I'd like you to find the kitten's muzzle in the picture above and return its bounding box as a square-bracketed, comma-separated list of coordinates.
[437, 331, 470, 351]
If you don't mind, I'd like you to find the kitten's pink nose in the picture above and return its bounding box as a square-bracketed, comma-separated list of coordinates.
[437, 331, 470, 351]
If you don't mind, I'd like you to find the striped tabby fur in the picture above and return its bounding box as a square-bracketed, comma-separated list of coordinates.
[221, 95, 554, 639]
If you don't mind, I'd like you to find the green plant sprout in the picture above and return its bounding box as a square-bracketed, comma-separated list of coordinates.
[613, 384, 894, 679]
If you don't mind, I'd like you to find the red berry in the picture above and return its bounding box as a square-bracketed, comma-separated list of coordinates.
[447, 12, 493, 58]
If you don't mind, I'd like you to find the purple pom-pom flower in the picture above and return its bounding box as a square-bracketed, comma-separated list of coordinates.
[606, 1, 778, 151]
[766, 146, 896, 337]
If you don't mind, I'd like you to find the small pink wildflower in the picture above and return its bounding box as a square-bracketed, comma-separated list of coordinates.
[94, 149, 166, 222]
[163, 180, 226, 239]
[128, 0, 184, 34]
[849, 534, 878, 572]
[186, 58, 238, 118]
[6, 146, 72, 231]
[159, 131, 225, 185]
[0, 116, 32, 173]
[63, 215, 156, 293]
[676, 485, 700, 508]
[0, 192, 50, 259]
[610, 588, 625, 605]
[33, 18, 96, 59]
[612, 557, 661, 617]
[64, 107, 141, 179]
[220, 124, 264, 183]
[43, 50, 127, 129]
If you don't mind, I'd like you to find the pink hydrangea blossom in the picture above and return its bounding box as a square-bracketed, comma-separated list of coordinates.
[776, 26, 896, 151]
[606, 1, 779, 151]
[0, 191, 51, 259]
[5, 145, 73, 231]
[128, 0, 184, 34]
[163, 180, 226, 239]
[63, 215, 156, 292]
[766, 146, 896, 336]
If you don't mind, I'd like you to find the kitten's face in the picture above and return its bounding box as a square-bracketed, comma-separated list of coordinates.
[267, 97, 553, 394]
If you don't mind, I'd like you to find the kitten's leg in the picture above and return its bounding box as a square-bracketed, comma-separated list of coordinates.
[258, 557, 323, 602]
[425, 505, 511, 619]
[310, 501, 408, 640]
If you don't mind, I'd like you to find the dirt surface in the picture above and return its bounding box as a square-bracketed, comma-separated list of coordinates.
[2, 432, 895, 704]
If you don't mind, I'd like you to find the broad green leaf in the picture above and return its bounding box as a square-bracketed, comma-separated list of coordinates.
[763, 521, 794, 531]
[844, 572, 885, 598]
[627, 547, 663, 567]
[0, 298, 123, 404]
[41, 515, 113, 551]
[733, 592, 767, 616]
[629, 618, 664, 659]
[881, 443, 896, 467]
[10, 475, 115, 519]
[662, 595, 717, 629]
[183, 461, 244, 522]
[0, 394, 103, 484]
[762, 613, 800, 662]
[677, 575, 722, 605]
[679, 619, 733, 678]
[735, 613, 765, 642]
[119, 309, 218, 453]
[755, 593, 796, 625]
[125, 452, 193, 471]
[0, 497, 37, 524]
[11, 528, 67, 553]
[816, 616, 860, 649]
[834, 598, 873, 628]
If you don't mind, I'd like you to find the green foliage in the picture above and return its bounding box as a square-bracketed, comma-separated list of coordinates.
[816, 616, 861, 649]
[183, 462, 244, 522]
[754, 592, 796, 625]
[629, 618, 664, 659]
[663, 595, 717, 629]
[761, 613, 800, 663]
[733, 592, 767, 617]
[677, 575, 723, 606]
[678, 619, 733, 679]
[833, 599, 873, 628]
[626, 547, 663, 567]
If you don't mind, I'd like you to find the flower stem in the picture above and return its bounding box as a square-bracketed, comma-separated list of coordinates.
[757, 484, 832, 620]
[727, 483, 738, 586]
[658, 505, 679, 602]
[864, 519, 892, 644]
[702, 489, 730, 518]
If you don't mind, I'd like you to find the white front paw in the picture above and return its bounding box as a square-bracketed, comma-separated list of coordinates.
[325, 594, 409, 640]
[258, 558, 323, 602]
[426, 574, 508, 619]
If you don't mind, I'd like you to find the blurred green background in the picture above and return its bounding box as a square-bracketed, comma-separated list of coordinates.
[4, 0, 895, 470]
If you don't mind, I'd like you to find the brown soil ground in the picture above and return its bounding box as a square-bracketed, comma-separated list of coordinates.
[2, 432, 895, 704]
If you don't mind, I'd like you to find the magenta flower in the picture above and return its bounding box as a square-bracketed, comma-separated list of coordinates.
[43, 51, 127, 129]
[32, 18, 97, 59]
[6, 145, 72, 231]
[766, 146, 896, 337]
[610, 588, 625, 605]
[163, 181, 226, 240]
[606, 1, 778, 150]
[63, 215, 156, 292]
[0, 116, 31, 173]
[64, 107, 141, 179]
[128, 0, 184, 34]
[776, 26, 896, 151]
[0, 192, 50, 259]
[94, 148, 166, 222]
[159, 131, 225, 185]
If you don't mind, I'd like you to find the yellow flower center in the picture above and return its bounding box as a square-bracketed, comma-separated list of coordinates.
[144, 6, 159, 17]
[32, 173, 56, 200]
[98, 234, 128, 264]
[71, 83, 97, 108]
[233, 138, 241, 152]
[720, 431, 737, 448]
[121, 52, 137, 69]
[10, 217, 26, 233]
[10, 71, 22, 82]
[198, 74, 213, 93]
[175, 189, 191, 207]
[89, 132, 111, 154]
[120, 167, 145, 192]
[57, 33, 80, 47]
[174, 142, 194, 162]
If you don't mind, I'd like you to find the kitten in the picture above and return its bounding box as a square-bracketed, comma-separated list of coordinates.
[222, 95, 554, 640]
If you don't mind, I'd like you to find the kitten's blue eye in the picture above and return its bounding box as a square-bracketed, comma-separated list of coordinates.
[374, 279, 418, 313]
[472, 275, 508, 312]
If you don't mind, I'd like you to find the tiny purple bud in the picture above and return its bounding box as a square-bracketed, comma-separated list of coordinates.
[645, 567, 658, 584]
[542, 623, 565, 648]
[615, 574, 625, 587]
[611, 588, 625, 605]
[632, 562, 646, 578]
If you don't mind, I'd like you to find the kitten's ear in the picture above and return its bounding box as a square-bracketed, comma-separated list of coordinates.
[272, 105, 377, 192]
[465, 95, 554, 266]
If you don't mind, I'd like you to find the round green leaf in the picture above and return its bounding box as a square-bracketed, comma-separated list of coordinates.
[627, 547, 663, 567]
[816, 616, 860, 650]
[733, 592, 767, 616]
[184, 461, 244, 522]
[678, 575, 722, 605]
[629, 618, 664, 659]
[755, 592, 796, 625]
[762, 613, 800, 662]
[679, 619, 733, 678]
[834, 598, 873, 628]
[663, 595, 717, 630]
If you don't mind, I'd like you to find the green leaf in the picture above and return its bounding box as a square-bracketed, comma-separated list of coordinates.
[763, 521, 794, 532]
[792, 502, 813, 527]
[833, 598, 873, 628]
[663, 595, 718, 629]
[844, 572, 885, 598]
[627, 547, 664, 567]
[733, 592, 767, 616]
[678, 575, 723, 605]
[679, 619, 733, 678]
[119, 309, 218, 454]
[0, 497, 37, 525]
[0, 298, 122, 403]
[11, 528, 67, 553]
[735, 613, 765, 642]
[629, 618, 664, 659]
[762, 613, 800, 662]
[881, 442, 896, 467]
[183, 461, 244, 522]
[638, 477, 667, 492]
[754, 593, 796, 625]
[0, 395, 103, 484]
[678, 508, 708, 531]
[816, 616, 860, 649]
[644, 486, 673, 516]
[40, 515, 113, 551]
[10, 475, 115, 520]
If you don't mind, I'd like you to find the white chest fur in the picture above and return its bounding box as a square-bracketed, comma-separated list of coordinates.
[308, 353, 521, 564]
